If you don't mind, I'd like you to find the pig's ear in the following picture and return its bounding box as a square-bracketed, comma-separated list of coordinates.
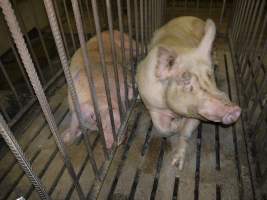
[197, 19, 216, 58]
[155, 47, 177, 80]
[113, 30, 133, 50]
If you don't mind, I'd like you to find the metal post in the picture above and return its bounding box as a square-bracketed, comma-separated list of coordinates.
[117, 0, 130, 108]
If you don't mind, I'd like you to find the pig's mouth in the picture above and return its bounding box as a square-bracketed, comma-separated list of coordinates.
[198, 105, 241, 125]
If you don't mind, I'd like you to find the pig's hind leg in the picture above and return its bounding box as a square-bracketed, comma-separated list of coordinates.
[62, 112, 81, 144]
[171, 118, 200, 170]
[62, 104, 97, 144]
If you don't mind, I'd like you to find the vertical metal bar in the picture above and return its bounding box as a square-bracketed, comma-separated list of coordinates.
[62, 0, 77, 50]
[236, 0, 255, 55]
[91, 0, 117, 142]
[134, 0, 140, 61]
[0, 102, 10, 122]
[85, 0, 95, 35]
[233, 0, 249, 46]
[239, 0, 264, 74]
[77, 0, 88, 40]
[144, 0, 148, 54]
[230, 0, 242, 39]
[105, 0, 124, 120]
[43, 0, 105, 176]
[0, 60, 22, 108]
[126, 0, 136, 96]
[220, 0, 226, 24]
[53, 0, 70, 59]
[3, 24, 34, 96]
[12, 0, 45, 84]
[1, 0, 86, 199]
[71, 0, 108, 172]
[140, 0, 144, 56]
[30, 0, 53, 74]
[0, 114, 50, 200]
[209, 0, 213, 15]
[117, 0, 130, 108]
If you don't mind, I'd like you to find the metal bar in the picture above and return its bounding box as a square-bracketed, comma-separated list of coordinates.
[117, 0, 130, 109]
[8, 68, 63, 128]
[134, 0, 139, 61]
[239, 0, 264, 76]
[0, 114, 50, 200]
[234, 0, 250, 49]
[77, 0, 88, 41]
[71, 0, 105, 176]
[0, 59, 22, 108]
[0, 96, 11, 122]
[140, 0, 144, 57]
[126, 0, 136, 97]
[105, 0, 124, 120]
[53, 0, 70, 60]
[91, 0, 117, 144]
[232, 0, 247, 43]
[237, 0, 256, 56]
[85, 0, 95, 35]
[3, 24, 34, 97]
[62, 0, 77, 50]
[11, 0, 45, 84]
[220, 0, 226, 24]
[44, 0, 104, 177]
[1, 0, 85, 198]
[144, 0, 148, 54]
[30, 0, 53, 74]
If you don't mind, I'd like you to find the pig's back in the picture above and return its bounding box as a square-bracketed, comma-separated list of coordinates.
[149, 16, 205, 50]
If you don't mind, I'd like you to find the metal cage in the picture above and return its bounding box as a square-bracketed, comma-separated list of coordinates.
[0, 0, 266, 199]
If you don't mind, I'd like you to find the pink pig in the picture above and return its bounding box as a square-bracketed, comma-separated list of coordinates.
[62, 30, 135, 149]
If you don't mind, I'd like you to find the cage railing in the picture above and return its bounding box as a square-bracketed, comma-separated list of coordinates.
[0, 0, 165, 199]
[228, 0, 267, 197]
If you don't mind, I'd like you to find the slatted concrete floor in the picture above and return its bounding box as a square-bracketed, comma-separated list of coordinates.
[0, 39, 254, 200]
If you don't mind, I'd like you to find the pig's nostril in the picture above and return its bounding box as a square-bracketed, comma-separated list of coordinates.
[222, 106, 241, 125]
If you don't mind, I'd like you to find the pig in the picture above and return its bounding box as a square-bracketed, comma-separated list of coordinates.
[136, 16, 241, 170]
[62, 30, 135, 149]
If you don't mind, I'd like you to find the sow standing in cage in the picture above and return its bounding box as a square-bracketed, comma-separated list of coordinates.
[62, 31, 136, 149]
[136, 16, 241, 170]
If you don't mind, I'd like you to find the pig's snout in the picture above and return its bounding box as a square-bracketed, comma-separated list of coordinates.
[222, 106, 241, 125]
[198, 97, 241, 125]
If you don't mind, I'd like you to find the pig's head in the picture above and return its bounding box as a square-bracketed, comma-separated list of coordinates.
[155, 19, 241, 125]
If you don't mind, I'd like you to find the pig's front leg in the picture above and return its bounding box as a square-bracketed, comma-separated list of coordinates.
[171, 118, 200, 170]
[150, 110, 184, 136]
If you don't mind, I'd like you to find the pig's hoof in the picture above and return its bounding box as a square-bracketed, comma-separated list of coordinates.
[171, 150, 186, 170]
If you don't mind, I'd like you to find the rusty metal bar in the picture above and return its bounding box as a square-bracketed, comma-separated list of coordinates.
[105, 0, 124, 120]
[117, 0, 130, 109]
[0, 0, 86, 199]
[91, 0, 117, 144]
[0, 114, 50, 200]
